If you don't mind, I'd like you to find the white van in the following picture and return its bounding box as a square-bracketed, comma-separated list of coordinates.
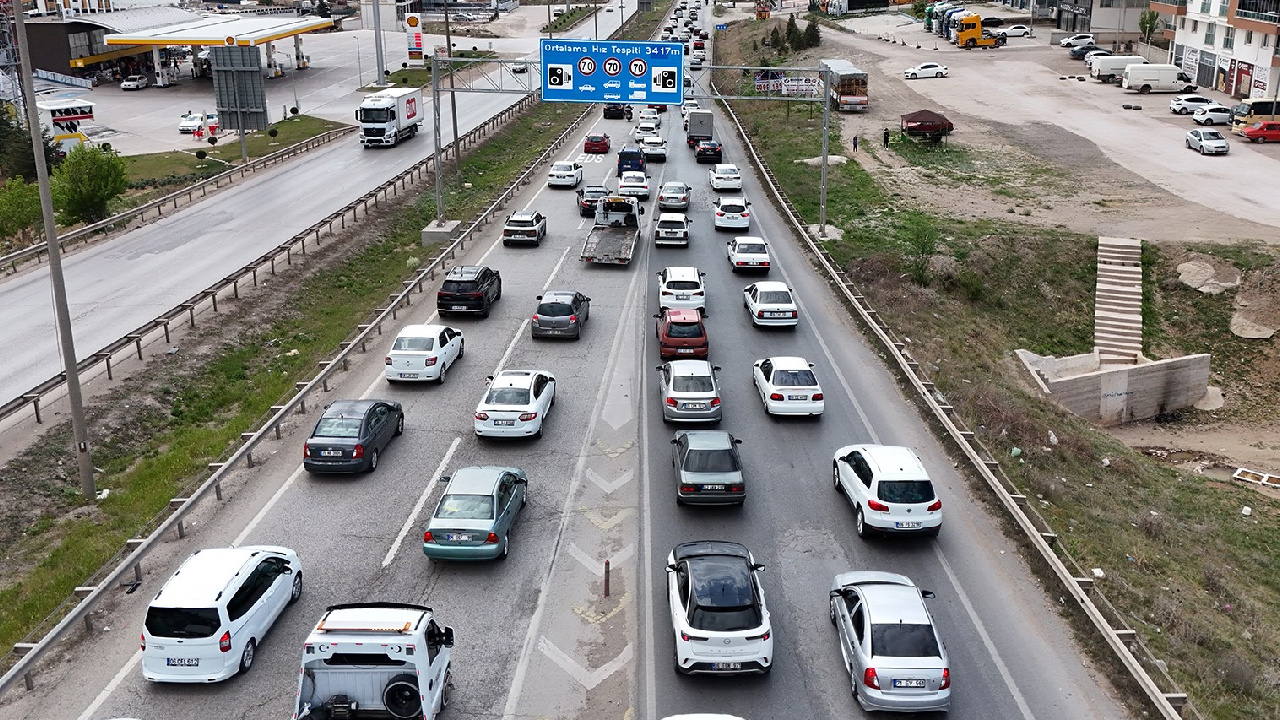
[1089, 55, 1148, 84]
[1122, 64, 1197, 94]
[294, 603, 455, 719]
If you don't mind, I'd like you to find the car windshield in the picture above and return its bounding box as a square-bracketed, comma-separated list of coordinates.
[772, 369, 817, 387]
[435, 493, 495, 520]
[684, 448, 740, 473]
[658, 220, 686, 229]
[537, 302, 574, 317]
[667, 321, 704, 339]
[1201, 131, 1224, 140]
[758, 291, 792, 304]
[551, 163, 574, 172]
[358, 107, 392, 123]
[392, 336, 434, 352]
[485, 387, 531, 405]
[737, 243, 767, 254]
[145, 606, 220, 638]
[871, 623, 941, 658]
[665, 280, 700, 290]
[877, 480, 936, 504]
[314, 417, 361, 438]
[508, 218, 536, 227]
[673, 375, 714, 393]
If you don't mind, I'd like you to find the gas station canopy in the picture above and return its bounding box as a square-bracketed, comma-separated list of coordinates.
[103, 14, 334, 47]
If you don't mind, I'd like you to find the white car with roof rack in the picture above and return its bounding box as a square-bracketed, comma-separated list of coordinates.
[473, 369, 556, 438]
[293, 602, 455, 720]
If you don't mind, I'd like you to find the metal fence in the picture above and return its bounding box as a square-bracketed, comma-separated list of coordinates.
[712, 87, 1197, 720]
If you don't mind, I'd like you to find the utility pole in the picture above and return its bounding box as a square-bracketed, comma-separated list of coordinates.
[432, 52, 445, 224]
[12, 9, 96, 497]
[818, 67, 830, 238]
[442, 0, 462, 180]
[594, 0, 600, 39]
[547, 3, 553, 39]
[371, 0, 387, 84]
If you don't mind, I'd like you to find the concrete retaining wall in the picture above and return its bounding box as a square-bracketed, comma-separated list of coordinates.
[1017, 350, 1211, 425]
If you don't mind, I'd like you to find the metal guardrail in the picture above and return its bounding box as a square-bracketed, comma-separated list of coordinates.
[713, 85, 1196, 720]
[0, 92, 597, 697]
[0, 126, 356, 277]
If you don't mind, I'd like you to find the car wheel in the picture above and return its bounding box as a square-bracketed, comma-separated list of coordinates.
[829, 598, 837, 625]
[367, 448, 379, 473]
[458, 340, 465, 359]
[936, 72, 944, 77]
[574, 328, 582, 340]
[1186, 139, 1193, 149]
[481, 302, 491, 319]
[855, 506, 871, 539]
[909, 73, 916, 79]
[1139, 85, 1151, 94]
[289, 572, 303, 604]
[1177, 107, 1190, 115]
[1199, 145, 1207, 155]
[1203, 119, 1214, 126]
[832, 462, 842, 493]
[238, 639, 256, 674]
[499, 535, 510, 560]
[1257, 137, 1267, 144]
[437, 360, 448, 384]
[395, 414, 404, 436]
[673, 645, 689, 674]
[534, 424, 543, 439]
[439, 666, 453, 710]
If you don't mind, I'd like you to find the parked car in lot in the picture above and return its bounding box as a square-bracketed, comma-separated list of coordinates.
[142, 546, 301, 682]
[384, 324, 464, 384]
[584, 133, 611, 153]
[829, 572, 951, 713]
[304, 399, 404, 474]
[725, 236, 771, 272]
[1060, 33, 1095, 47]
[752, 356, 824, 416]
[437, 265, 502, 317]
[577, 184, 611, 216]
[658, 180, 692, 210]
[1170, 94, 1215, 115]
[832, 444, 942, 538]
[708, 163, 742, 190]
[742, 281, 797, 327]
[473, 370, 556, 439]
[1186, 128, 1230, 154]
[547, 160, 583, 188]
[1192, 104, 1233, 125]
[657, 360, 723, 423]
[667, 542, 770, 671]
[1082, 49, 1112, 62]
[655, 308, 709, 359]
[1068, 44, 1104, 60]
[695, 140, 723, 163]
[1240, 120, 1280, 142]
[422, 466, 527, 561]
[502, 211, 547, 246]
[998, 23, 1031, 37]
[658, 266, 707, 312]
[531, 290, 590, 340]
[904, 62, 948, 79]
[120, 74, 148, 90]
[712, 196, 751, 231]
[178, 111, 218, 133]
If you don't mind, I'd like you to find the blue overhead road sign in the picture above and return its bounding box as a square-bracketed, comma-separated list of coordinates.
[540, 39, 684, 105]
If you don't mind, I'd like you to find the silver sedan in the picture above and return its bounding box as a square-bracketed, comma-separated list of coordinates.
[657, 360, 722, 423]
[1186, 128, 1229, 155]
[657, 181, 692, 210]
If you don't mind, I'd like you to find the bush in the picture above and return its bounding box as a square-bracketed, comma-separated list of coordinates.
[51, 145, 128, 224]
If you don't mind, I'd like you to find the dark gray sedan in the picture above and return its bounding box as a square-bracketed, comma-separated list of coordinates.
[303, 399, 404, 474]
[531, 290, 591, 340]
[672, 430, 745, 505]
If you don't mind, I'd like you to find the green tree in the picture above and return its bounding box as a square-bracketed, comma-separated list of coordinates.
[898, 211, 940, 287]
[803, 19, 821, 48]
[769, 26, 786, 53]
[786, 15, 802, 49]
[315, 0, 331, 18]
[0, 176, 43, 248]
[0, 115, 61, 183]
[1138, 9, 1160, 43]
[911, 0, 927, 18]
[50, 144, 128, 224]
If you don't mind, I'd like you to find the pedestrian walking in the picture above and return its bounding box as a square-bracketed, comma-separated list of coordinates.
[882, 127, 890, 148]
[851, 134, 858, 153]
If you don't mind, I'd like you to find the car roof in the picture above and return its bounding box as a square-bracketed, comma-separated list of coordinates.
[509, 210, 538, 219]
[687, 555, 755, 608]
[764, 356, 811, 371]
[491, 370, 540, 388]
[657, 212, 687, 222]
[663, 266, 702, 281]
[311, 603, 433, 641]
[540, 290, 578, 302]
[395, 324, 448, 338]
[861, 583, 931, 625]
[152, 547, 270, 607]
[679, 429, 736, 450]
[322, 399, 379, 417]
[713, 164, 738, 172]
[668, 359, 714, 376]
[849, 444, 929, 481]
[664, 308, 702, 322]
[583, 184, 610, 193]
[445, 265, 487, 280]
[661, 181, 689, 190]
[733, 236, 766, 245]
[751, 281, 791, 293]
[446, 466, 509, 494]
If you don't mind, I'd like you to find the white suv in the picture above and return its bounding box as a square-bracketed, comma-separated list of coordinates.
[658, 266, 707, 312]
[141, 546, 301, 683]
[832, 445, 942, 538]
[654, 212, 693, 247]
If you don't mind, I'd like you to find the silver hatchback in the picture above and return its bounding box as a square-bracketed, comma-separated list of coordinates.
[531, 290, 591, 340]
[657, 360, 722, 423]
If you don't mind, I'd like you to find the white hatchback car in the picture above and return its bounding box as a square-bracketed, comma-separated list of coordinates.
[743, 281, 798, 327]
[1169, 94, 1214, 115]
[708, 163, 742, 191]
[658, 266, 707, 312]
[1059, 33, 1095, 47]
[1192, 104, 1233, 125]
[667, 540, 773, 675]
[654, 212, 693, 247]
[832, 444, 943, 538]
[618, 171, 651, 199]
[141, 546, 301, 683]
[726, 236, 771, 273]
[713, 196, 751, 230]
[752, 356, 824, 416]
[547, 160, 583, 188]
[474, 369, 556, 439]
[384, 324, 464, 384]
[999, 24, 1031, 37]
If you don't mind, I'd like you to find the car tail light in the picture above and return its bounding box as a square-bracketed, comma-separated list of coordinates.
[867, 499, 890, 512]
[384, 356, 392, 365]
[680, 484, 697, 493]
[464, 292, 483, 298]
[863, 668, 880, 689]
[219, 631, 232, 653]
[748, 631, 770, 641]
[140, 633, 146, 651]
[790, 311, 798, 318]
[757, 310, 766, 318]
[569, 315, 577, 323]
[518, 412, 538, 422]
[532, 314, 539, 322]
[716, 211, 724, 217]
[927, 499, 943, 512]
[710, 398, 721, 408]
[303, 442, 310, 458]
[761, 261, 770, 266]
[475, 412, 489, 421]
[661, 290, 673, 296]
[742, 211, 750, 218]
[352, 444, 365, 459]
[423, 531, 435, 543]
[484, 533, 500, 544]
[729, 484, 744, 493]
[693, 291, 703, 296]
[666, 397, 678, 407]
[736, 261, 746, 266]
[813, 393, 824, 401]
[425, 357, 437, 366]
[680, 195, 687, 201]
[940, 667, 951, 690]
[769, 392, 783, 401]
[681, 631, 708, 641]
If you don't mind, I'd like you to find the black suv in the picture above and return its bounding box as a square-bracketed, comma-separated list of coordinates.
[694, 140, 723, 164]
[437, 266, 502, 318]
[602, 104, 627, 119]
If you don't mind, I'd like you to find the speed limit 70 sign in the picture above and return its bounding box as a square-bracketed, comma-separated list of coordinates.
[540, 39, 684, 105]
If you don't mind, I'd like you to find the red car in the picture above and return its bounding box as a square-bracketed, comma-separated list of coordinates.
[647, 104, 668, 113]
[1240, 121, 1280, 143]
[655, 308, 709, 359]
[584, 133, 611, 153]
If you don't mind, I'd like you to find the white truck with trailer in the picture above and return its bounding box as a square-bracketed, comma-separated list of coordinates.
[293, 603, 455, 720]
[357, 88, 424, 147]
[1122, 64, 1197, 94]
[580, 195, 645, 265]
[820, 58, 869, 112]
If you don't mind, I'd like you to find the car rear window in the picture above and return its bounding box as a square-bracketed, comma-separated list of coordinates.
[738, 243, 766, 254]
[537, 302, 574, 317]
[485, 387, 531, 405]
[758, 291, 792, 304]
[773, 369, 817, 387]
[658, 220, 687, 229]
[666, 321, 704, 339]
[673, 375, 714, 393]
[442, 280, 477, 293]
[145, 607, 220, 638]
[314, 417, 361, 438]
[507, 218, 536, 228]
[877, 480, 936, 504]
[619, 150, 643, 161]
[551, 162, 574, 172]
[587, 135, 605, 142]
[871, 623, 941, 658]
[720, 203, 746, 214]
[690, 605, 762, 632]
[392, 336, 434, 352]
[665, 280, 700, 290]
[435, 493, 495, 520]
[683, 448, 740, 473]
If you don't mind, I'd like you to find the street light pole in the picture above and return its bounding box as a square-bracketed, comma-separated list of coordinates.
[12, 9, 96, 498]
[442, 0, 462, 180]
[370, 0, 387, 84]
[594, 1, 599, 39]
[818, 68, 830, 239]
[547, 3, 553, 39]
[432, 52, 445, 224]
[354, 36, 364, 86]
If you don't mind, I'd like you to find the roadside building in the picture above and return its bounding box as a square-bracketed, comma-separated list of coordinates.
[1152, 0, 1280, 98]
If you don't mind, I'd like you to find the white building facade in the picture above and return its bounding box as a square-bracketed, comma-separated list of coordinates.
[1153, 0, 1280, 99]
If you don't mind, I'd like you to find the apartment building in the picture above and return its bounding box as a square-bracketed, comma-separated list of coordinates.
[1152, 0, 1279, 98]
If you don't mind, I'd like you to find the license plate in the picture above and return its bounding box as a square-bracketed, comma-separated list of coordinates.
[702, 484, 725, 490]
[677, 349, 695, 354]
[320, 450, 343, 457]
[166, 658, 199, 667]
[896, 521, 922, 529]
[676, 294, 690, 300]
[399, 373, 418, 379]
[494, 419, 515, 426]
[712, 662, 741, 670]
[747, 261, 761, 266]
[893, 678, 926, 688]
[684, 403, 706, 410]
[445, 533, 472, 542]
[787, 394, 807, 401]
[451, 305, 467, 310]
[765, 312, 788, 318]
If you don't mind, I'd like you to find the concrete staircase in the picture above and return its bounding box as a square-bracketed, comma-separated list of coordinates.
[1094, 237, 1144, 366]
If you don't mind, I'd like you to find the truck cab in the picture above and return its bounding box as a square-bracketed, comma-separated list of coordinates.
[955, 16, 1006, 49]
[357, 88, 423, 148]
[293, 603, 455, 719]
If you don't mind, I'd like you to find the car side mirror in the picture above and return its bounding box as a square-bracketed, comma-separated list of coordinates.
[829, 589, 844, 599]
[439, 474, 450, 483]
[514, 477, 527, 485]
[666, 563, 678, 571]
[443, 627, 455, 648]
[712, 365, 721, 371]
[921, 590, 936, 599]
[536, 295, 543, 300]
[699, 271, 706, 276]
[733, 438, 743, 445]
[653, 313, 661, 319]
[751, 563, 765, 571]
[486, 375, 495, 383]
[282, 565, 294, 574]
[639, 207, 645, 215]
[809, 363, 815, 368]
[669, 438, 678, 444]
[576, 189, 584, 196]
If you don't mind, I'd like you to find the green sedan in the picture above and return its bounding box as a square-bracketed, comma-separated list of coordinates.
[423, 466, 527, 561]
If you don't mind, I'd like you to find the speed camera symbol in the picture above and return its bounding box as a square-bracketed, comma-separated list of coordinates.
[547, 64, 574, 89]
[653, 67, 677, 90]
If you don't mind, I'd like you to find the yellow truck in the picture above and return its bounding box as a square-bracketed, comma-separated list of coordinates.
[955, 16, 1007, 49]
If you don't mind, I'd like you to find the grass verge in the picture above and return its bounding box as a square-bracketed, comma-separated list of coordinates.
[377, 51, 497, 90]
[716, 19, 1280, 720]
[542, 6, 596, 33]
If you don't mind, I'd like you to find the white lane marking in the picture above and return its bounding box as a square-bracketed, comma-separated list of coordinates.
[540, 245, 573, 294]
[537, 637, 634, 690]
[522, 183, 548, 211]
[77, 650, 142, 720]
[233, 463, 306, 547]
[639, 252, 658, 720]
[381, 436, 462, 568]
[935, 550, 1037, 720]
[585, 467, 633, 494]
[501, 261, 647, 720]
[494, 245, 568, 374]
[567, 542, 637, 576]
